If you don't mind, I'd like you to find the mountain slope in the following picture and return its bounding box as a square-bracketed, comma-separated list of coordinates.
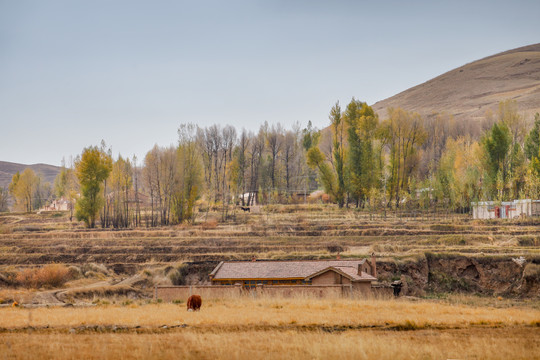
[372, 43, 540, 122]
[0, 161, 61, 188]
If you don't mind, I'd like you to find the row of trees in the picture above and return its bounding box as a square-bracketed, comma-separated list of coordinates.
[6, 98, 540, 226]
[307, 98, 540, 213]
[58, 121, 314, 228]
[8, 169, 52, 212]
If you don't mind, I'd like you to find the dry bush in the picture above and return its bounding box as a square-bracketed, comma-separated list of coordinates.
[0, 225, 13, 234]
[0, 268, 18, 286]
[167, 263, 189, 285]
[81, 263, 110, 277]
[16, 264, 71, 288]
[67, 265, 82, 279]
[523, 263, 540, 281]
[518, 236, 540, 247]
[201, 219, 218, 230]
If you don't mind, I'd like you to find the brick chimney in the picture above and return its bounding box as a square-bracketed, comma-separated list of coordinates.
[371, 253, 377, 278]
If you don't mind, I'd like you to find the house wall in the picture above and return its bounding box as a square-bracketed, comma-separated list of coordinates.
[473, 204, 495, 219]
[512, 200, 530, 218]
[352, 282, 372, 293]
[157, 285, 242, 301]
[533, 202, 540, 216]
[362, 262, 372, 275]
[311, 271, 351, 285]
[156, 284, 390, 301]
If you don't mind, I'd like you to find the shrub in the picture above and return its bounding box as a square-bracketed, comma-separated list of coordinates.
[169, 264, 189, 285]
[67, 266, 82, 279]
[13, 226, 42, 232]
[518, 236, 539, 247]
[81, 263, 109, 276]
[523, 263, 540, 281]
[0, 270, 18, 286]
[201, 219, 218, 230]
[326, 244, 345, 253]
[16, 264, 71, 288]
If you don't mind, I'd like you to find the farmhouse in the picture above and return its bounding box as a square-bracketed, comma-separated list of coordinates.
[209, 256, 377, 291]
[40, 197, 71, 212]
[472, 199, 540, 219]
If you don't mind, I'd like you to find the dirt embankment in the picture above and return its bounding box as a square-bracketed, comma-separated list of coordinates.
[377, 254, 540, 298]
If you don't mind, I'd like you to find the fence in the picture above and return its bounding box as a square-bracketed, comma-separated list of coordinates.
[156, 284, 393, 302]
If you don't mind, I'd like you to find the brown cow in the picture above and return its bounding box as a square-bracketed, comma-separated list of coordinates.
[186, 294, 202, 311]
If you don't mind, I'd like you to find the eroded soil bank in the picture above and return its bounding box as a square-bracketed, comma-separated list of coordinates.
[377, 253, 540, 298]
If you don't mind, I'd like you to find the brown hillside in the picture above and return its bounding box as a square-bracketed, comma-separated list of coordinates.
[0, 161, 60, 188]
[372, 43, 540, 122]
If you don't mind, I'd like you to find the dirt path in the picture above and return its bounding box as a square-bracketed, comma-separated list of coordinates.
[27, 274, 145, 306]
[0, 215, 24, 224]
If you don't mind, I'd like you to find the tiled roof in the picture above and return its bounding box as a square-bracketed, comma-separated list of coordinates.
[332, 266, 377, 281]
[210, 259, 370, 281]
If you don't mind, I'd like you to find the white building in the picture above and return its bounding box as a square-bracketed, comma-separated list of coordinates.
[472, 199, 540, 219]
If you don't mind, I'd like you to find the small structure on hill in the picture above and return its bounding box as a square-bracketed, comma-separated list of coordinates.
[472, 199, 540, 219]
[209, 256, 377, 291]
[41, 197, 71, 211]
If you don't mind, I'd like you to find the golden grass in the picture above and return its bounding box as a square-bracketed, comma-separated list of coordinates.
[1, 298, 539, 329]
[1, 328, 539, 360]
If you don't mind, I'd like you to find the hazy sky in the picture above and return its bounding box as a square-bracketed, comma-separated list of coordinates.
[1, 0, 539, 166]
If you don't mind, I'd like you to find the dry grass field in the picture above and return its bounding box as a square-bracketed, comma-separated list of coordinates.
[1, 297, 539, 359]
[0, 299, 540, 359]
[1, 206, 540, 358]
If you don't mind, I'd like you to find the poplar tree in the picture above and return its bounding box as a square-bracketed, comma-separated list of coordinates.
[75, 146, 112, 228]
[344, 98, 379, 207]
[524, 113, 540, 160]
[330, 101, 346, 207]
[481, 122, 511, 200]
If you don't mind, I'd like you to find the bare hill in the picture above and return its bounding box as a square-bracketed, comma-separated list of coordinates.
[0, 161, 61, 188]
[372, 43, 540, 122]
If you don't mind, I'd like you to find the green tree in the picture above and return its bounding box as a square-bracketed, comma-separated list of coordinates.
[302, 120, 320, 151]
[172, 124, 203, 223]
[307, 147, 337, 199]
[525, 113, 540, 198]
[330, 101, 346, 207]
[75, 146, 113, 228]
[481, 122, 511, 199]
[344, 98, 380, 207]
[524, 113, 540, 160]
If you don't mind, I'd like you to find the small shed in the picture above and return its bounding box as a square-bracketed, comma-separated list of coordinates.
[472, 199, 540, 219]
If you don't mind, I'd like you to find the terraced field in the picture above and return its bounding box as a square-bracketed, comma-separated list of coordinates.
[1, 208, 539, 268]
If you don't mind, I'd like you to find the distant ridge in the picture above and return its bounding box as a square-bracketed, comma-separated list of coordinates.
[372, 43, 540, 122]
[0, 161, 61, 188]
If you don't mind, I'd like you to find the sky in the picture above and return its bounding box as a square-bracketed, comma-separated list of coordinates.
[1, 0, 539, 166]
